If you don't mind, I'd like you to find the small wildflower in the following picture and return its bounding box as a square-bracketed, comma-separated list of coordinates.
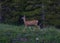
[20, 38, 28, 42]
[36, 37, 39, 40]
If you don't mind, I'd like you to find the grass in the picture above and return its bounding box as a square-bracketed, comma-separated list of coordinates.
[0, 23, 60, 43]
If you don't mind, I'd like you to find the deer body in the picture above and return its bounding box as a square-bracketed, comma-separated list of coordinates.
[24, 20, 38, 26]
[22, 15, 40, 31]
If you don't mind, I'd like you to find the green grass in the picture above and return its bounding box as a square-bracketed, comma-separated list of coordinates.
[0, 23, 60, 43]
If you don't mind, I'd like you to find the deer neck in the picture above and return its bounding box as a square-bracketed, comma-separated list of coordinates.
[23, 17, 26, 23]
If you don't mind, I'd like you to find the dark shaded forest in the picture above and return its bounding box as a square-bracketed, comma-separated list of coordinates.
[0, 0, 60, 43]
[0, 0, 60, 27]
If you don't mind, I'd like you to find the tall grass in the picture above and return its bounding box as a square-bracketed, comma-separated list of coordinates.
[0, 23, 60, 43]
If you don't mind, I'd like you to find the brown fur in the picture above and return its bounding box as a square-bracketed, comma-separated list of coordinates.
[22, 15, 40, 31]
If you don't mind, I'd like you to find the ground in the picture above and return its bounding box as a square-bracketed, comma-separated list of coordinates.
[0, 23, 60, 43]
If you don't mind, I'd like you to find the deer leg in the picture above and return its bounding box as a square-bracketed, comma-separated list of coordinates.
[35, 25, 40, 31]
[37, 25, 40, 30]
[33, 25, 37, 31]
[23, 25, 27, 32]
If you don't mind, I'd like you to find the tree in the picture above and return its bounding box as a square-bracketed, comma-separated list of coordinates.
[0, 0, 60, 26]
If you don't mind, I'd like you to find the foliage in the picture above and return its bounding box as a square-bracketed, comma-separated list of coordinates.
[0, 24, 60, 43]
[0, 0, 60, 26]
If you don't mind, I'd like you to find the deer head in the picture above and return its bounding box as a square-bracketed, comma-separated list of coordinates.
[21, 15, 26, 22]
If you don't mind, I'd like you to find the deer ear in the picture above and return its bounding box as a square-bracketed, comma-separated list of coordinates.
[21, 15, 25, 19]
[24, 15, 25, 17]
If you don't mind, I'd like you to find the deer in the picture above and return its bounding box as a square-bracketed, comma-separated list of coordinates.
[22, 15, 40, 31]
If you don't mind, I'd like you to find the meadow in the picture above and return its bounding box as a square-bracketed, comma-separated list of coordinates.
[0, 23, 60, 43]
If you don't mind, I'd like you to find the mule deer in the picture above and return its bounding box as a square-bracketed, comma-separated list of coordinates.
[22, 15, 40, 31]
